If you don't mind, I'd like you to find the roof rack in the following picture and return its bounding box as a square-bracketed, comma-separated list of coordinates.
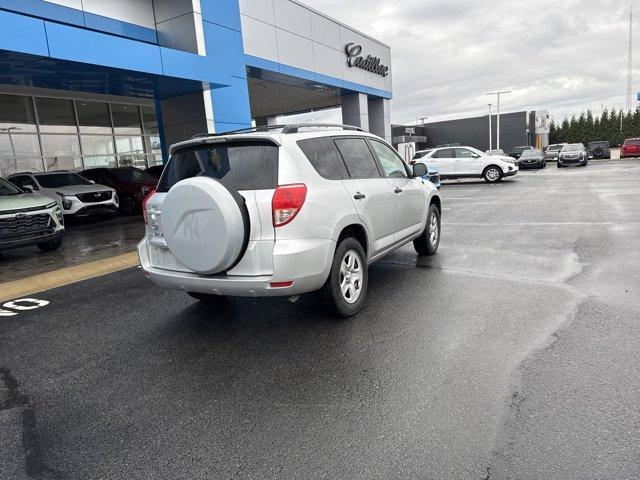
[190, 123, 363, 139]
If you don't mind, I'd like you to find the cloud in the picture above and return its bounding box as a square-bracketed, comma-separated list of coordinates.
[298, 0, 637, 124]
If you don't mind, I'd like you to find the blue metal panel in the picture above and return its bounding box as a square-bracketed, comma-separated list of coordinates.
[200, 0, 241, 32]
[160, 47, 227, 85]
[212, 76, 252, 130]
[0, 9, 49, 57]
[202, 21, 246, 79]
[45, 21, 163, 75]
[0, 0, 85, 28]
[83, 12, 158, 44]
[245, 54, 393, 100]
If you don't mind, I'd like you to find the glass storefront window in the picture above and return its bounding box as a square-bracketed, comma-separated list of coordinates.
[0, 95, 37, 133]
[0, 134, 41, 157]
[81, 135, 115, 156]
[77, 101, 112, 134]
[35, 98, 78, 133]
[146, 154, 164, 167]
[112, 104, 142, 134]
[141, 105, 158, 134]
[83, 156, 117, 169]
[41, 135, 81, 157]
[0, 157, 45, 177]
[44, 156, 83, 171]
[144, 135, 162, 155]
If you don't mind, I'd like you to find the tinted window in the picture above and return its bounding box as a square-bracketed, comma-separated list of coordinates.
[297, 138, 348, 180]
[625, 139, 640, 145]
[77, 101, 111, 134]
[434, 148, 454, 158]
[157, 141, 278, 193]
[0, 177, 22, 196]
[369, 140, 407, 178]
[0, 94, 37, 132]
[35, 98, 77, 133]
[111, 167, 156, 183]
[11, 175, 38, 190]
[588, 142, 608, 149]
[413, 150, 431, 160]
[334, 138, 380, 179]
[35, 173, 92, 188]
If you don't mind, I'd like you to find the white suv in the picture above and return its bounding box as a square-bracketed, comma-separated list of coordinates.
[138, 125, 442, 317]
[422, 146, 518, 183]
[7, 171, 119, 217]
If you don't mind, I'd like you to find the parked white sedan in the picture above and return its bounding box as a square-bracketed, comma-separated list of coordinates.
[421, 146, 518, 183]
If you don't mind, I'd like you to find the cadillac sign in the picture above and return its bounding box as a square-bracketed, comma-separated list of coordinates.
[344, 43, 389, 77]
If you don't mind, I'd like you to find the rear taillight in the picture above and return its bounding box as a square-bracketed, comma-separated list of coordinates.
[272, 184, 307, 227]
[142, 188, 156, 224]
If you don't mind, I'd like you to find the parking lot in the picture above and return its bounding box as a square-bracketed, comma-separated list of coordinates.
[1, 159, 640, 479]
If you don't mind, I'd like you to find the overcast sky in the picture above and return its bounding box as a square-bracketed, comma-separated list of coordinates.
[290, 0, 637, 125]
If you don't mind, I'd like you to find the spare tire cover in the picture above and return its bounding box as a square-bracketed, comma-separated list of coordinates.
[162, 176, 247, 274]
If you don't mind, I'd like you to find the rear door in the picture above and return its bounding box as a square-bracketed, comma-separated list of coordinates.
[368, 139, 425, 240]
[335, 137, 396, 256]
[426, 148, 455, 176]
[453, 147, 481, 176]
[149, 140, 279, 275]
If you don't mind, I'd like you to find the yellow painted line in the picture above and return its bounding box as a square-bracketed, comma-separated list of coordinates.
[0, 252, 140, 303]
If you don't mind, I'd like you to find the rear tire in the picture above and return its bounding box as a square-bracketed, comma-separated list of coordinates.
[483, 166, 502, 183]
[120, 193, 138, 216]
[37, 237, 62, 252]
[414, 204, 441, 256]
[319, 237, 367, 318]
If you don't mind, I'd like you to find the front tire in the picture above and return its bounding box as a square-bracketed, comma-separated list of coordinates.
[414, 204, 441, 256]
[37, 237, 62, 252]
[319, 237, 367, 318]
[483, 165, 503, 183]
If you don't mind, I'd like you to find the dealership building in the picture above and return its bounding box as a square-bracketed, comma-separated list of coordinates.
[0, 0, 392, 176]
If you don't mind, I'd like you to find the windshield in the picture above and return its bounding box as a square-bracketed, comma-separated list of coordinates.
[35, 173, 93, 189]
[111, 168, 156, 184]
[563, 144, 584, 152]
[0, 177, 22, 196]
[511, 146, 530, 153]
[521, 149, 541, 157]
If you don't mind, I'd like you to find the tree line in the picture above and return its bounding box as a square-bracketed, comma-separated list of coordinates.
[549, 107, 640, 147]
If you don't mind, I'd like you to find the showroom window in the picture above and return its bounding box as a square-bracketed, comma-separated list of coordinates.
[0, 93, 161, 177]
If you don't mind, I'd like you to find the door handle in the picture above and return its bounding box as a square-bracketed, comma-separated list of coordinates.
[354, 192, 366, 200]
[394, 187, 403, 194]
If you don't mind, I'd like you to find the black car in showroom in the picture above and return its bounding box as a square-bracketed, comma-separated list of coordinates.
[558, 143, 588, 168]
[518, 149, 546, 169]
[587, 141, 611, 159]
[508, 145, 534, 160]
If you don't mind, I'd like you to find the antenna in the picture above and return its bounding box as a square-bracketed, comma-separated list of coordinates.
[626, 6, 633, 113]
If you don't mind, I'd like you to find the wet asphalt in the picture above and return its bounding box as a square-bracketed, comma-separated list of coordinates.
[1, 159, 639, 479]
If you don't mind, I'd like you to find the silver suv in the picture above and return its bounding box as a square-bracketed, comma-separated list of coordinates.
[138, 124, 442, 317]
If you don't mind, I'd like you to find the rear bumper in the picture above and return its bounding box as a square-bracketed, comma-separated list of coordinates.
[138, 237, 335, 297]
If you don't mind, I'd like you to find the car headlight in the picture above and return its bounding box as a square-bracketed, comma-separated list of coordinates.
[113, 192, 119, 205]
[56, 192, 72, 210]
[54, 206, 64, 223]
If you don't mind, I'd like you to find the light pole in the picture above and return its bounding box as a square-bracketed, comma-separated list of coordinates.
[416, 116, 428, 125]
[487, 104, 493, 151]
[486, 91, 511, 150]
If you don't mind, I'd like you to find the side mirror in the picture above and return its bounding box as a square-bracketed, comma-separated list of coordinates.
[89, 180, 96, 184]
[472, 153, 480, 158]
[22, 185, 34, 192]
[413, 162, 428, 177]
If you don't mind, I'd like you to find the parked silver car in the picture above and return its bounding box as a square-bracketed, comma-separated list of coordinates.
[138, 124, 442, 317]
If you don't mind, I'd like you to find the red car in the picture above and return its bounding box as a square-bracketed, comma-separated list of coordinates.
[620, 138, 640, 159]
[80, 167, 156, 215]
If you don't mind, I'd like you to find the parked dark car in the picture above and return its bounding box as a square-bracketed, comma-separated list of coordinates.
[557, 143, 588, 168]
[518, 149, 546, 169]
[587, 141, 611, 159]
[620, 138, 640, 158]
[508, 145, 534, 160]
[80, 167, 156, 215]
[145, 164, 165, 180]
[543, 143, 566, 162]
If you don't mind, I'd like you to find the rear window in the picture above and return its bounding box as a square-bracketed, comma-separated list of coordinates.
[588, 141, 609, 149]
[624, 139, 640, 145]
[297, 138, 348, 180]
[157, 141, 278, 193]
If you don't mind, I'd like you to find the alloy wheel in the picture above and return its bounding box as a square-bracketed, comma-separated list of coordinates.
[340, 250, 363, 304]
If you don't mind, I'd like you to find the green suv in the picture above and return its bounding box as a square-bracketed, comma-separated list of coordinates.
[0, 177, 65, 252]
